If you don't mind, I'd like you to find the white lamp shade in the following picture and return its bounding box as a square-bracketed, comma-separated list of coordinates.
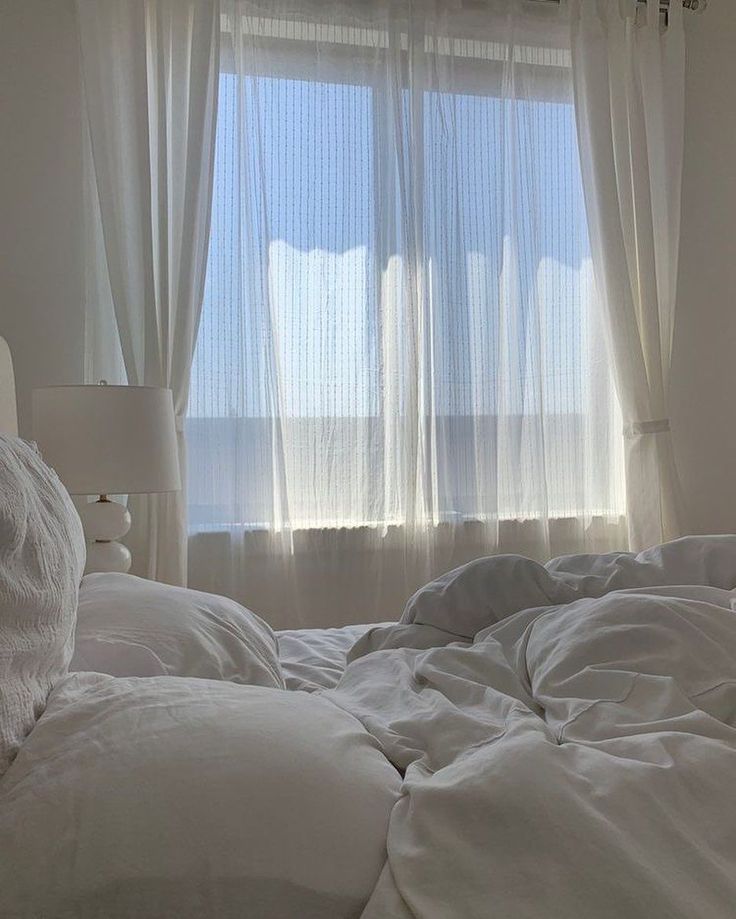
[32, 385, 181, 496]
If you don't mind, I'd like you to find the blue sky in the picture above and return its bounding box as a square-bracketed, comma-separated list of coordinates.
[190, 71, 592, 421]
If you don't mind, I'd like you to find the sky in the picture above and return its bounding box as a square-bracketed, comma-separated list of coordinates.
[190, 71, 594, 422]
[185, 65, 623, 528]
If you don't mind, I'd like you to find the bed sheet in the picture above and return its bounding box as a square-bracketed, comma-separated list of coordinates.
[277, 623, 394, 691]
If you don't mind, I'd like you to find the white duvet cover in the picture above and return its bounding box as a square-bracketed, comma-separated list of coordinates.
[277, 623, 391, 691]
[4, 536, 736, 918]
[328, 541, 736, 918]
[71, 573, 284, 688]
[332, 583, 736, 918]
[0, 674, 400, 918]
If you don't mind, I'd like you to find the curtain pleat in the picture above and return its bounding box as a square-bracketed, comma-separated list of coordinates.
[570, 0, 686, 550]
[187, 0, 627, 628]
[77, 0, 221, 584]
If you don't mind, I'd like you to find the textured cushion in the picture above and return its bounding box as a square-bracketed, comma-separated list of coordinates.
[0, 674, 400, 918]
[71, 573, 284, 689]
[0, 435, 85, 773]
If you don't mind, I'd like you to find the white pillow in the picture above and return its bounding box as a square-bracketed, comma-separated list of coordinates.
[70, 573, 284, 689]
[0, 674, 399, 918]
[0, 435, 86, 774]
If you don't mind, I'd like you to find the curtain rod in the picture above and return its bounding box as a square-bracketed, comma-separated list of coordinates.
[537, 0, 707, 10]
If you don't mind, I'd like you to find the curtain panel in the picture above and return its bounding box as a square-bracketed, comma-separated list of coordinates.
[186, 0, 627, 628]
[570, 0, 686, 550]
[77, 0, 220, 584]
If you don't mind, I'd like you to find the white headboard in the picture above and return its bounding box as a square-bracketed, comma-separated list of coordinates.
[0, 336, 18, 436]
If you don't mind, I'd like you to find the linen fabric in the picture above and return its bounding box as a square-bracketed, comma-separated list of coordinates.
[77, 0, 221, 584]
[327, 537, 736, 917]
[0, 676, 399, 918]
[71, 572, 284, 688]
[404, 534, 736, 638]
[3, 536, 736, 916]
[185, 0, 626, 628]
[570, 0, 686, 548]
[277, 622, 392, 692]
[348, 581, 736, 918]
[0, 435, 85, 774]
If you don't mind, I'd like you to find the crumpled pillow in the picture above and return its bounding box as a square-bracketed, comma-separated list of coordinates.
[71, 573, 285, 689]
[400, 536, 736, 641]
[0, 435, 86, 774]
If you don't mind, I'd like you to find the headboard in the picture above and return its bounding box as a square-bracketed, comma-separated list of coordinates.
[0, 336, 18, 436]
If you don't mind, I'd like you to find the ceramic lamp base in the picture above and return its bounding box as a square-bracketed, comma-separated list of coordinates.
[80, 497, 132, 575]
[86, 539, 132, 574]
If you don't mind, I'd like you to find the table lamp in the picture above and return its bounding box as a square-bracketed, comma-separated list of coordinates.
[32, 383, 181, 574]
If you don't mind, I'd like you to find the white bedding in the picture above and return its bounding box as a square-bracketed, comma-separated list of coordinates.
[277, 623, 392, 691]
[0, 435, 85, 774]
[71, 573, 387, 692]
[71, 573, 284, 688]
[328, 541, 736, 918]
[346, 584, 736, 917]
[5, 534, 736, 917]
[0, 673, 400, 918]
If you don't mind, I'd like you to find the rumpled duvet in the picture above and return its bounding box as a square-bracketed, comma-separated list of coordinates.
[325, 537, 736, 918]
[4, 536, 736, 918]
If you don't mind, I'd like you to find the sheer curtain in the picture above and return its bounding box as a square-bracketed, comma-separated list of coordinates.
[570, 0, 685, 550]
[187, 0, 626, 628]
[77, 0, 220, 584]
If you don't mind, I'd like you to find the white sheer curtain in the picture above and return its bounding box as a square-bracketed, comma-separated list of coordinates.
[187, 0, 627, 628]
[77, 0, 220, 584]
[570, 0, 686, 550]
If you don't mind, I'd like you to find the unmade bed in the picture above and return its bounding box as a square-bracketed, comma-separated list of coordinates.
[3, 341, 736, 918]
[276, 624, 390, 692]
[5, 479, 736, 917]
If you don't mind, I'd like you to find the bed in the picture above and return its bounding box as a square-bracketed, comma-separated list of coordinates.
[3, 337, 736, 919]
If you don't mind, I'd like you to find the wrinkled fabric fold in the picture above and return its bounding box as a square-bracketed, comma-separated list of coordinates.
[77, 0, 221, 585]
[324, 536, 736, 918]
[569, 0, 686, 550]
[186, 0, 626, 628]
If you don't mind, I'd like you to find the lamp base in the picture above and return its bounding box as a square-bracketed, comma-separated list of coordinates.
[86, 540, 132, 574]
[80, 496, 132, 575]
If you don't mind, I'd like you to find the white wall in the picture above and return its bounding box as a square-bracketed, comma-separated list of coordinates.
[671, 0, 736, 535]
[0, 0, 734, 536]
[0, 0, 85, 438]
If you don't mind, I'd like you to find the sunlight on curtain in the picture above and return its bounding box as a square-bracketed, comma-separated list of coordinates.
[187, 0, 626, 628]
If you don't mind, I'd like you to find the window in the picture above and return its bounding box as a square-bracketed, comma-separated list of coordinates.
[186, 10, 624, 543]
